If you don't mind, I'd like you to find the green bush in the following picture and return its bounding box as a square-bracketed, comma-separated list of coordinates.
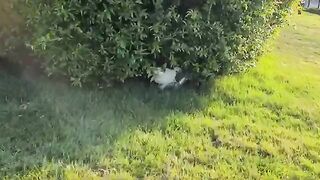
[23, 0, 298, 86]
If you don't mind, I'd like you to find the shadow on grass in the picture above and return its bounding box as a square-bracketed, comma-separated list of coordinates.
[304, 8, 320, 15]
[0, 65, 211, 176]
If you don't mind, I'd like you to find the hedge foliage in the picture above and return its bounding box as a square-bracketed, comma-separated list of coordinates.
[23, 0, 298, 85]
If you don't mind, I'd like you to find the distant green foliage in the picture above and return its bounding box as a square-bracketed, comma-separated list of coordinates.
[24, 0, 297, 85]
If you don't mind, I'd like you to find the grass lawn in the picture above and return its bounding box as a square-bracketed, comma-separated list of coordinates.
[1, 12, 320, 179]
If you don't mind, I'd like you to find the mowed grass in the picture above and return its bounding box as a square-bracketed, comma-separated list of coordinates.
[1, 12, 320, 179]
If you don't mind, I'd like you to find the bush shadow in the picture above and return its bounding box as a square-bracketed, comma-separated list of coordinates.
[304, 8, 320, 15]
[0, 63, 211, 177]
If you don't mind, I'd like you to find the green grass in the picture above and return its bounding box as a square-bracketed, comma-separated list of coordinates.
[1, 12, 320, 179]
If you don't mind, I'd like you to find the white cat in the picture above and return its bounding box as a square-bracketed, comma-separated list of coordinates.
[151, 67, 185, 90]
